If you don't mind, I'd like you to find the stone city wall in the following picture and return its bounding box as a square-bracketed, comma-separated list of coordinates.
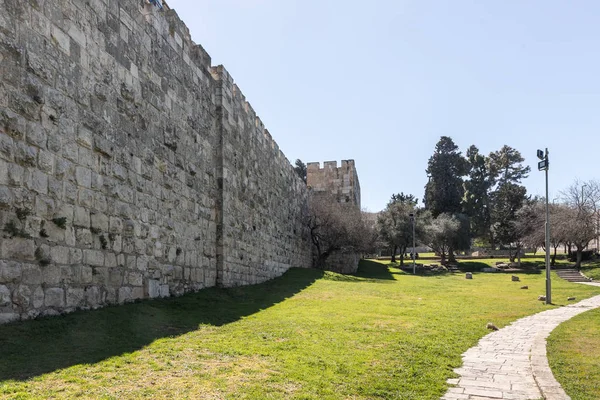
[307, 160, 361, 208]
[0, 0, 312, 323]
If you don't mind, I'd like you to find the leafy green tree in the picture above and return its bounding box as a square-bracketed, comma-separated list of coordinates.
[424, 137, 468, 217]
[485, 146, 530, 250]
[423, 213, 470, 263]
[376, 194, 422, 265]
[463, 145, 494, 240]
[488, 145, 531, 186]
[490, 183, 528, 260]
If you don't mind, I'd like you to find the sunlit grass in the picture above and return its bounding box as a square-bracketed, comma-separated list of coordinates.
[547, 307, 600, 400]
[0, 261, 599, 399]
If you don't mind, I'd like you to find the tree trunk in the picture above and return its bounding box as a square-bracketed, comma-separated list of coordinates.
[576, 248, 583, 269]
[448, 247, 456, 263]
[391, 245, 398, 263]
[399, 246, 406, 266]
[508, 244, 515, 263]
[316, 253, 329, 269]
[551, 245, 558, 266]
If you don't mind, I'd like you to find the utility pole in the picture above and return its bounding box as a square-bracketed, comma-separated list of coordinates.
[537, 149, 551, 304]
[409, 213, 416, 275]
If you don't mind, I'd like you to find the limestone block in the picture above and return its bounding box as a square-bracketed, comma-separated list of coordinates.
[159, 284, 169, 298]
[0, 261, 21, 282]
[92, 267, 108, 285]
[8, 164, 23, 186]
[38, 151, 55, 174]
[42, 265, 61, 285]
[75, 167, 92, 188]
[108, 269, 123, 286]
[50, 246, 70, 264]
[69, 248, 82, 264]
[75, 228, 92, 246]
[44, 287, 65, 308]
[0, 285, 11, 306]
[26, 170, 49, 194]
[15, 144, 37, 167]
[0, 186, 14, 208]
[22, 264, 42, 285]
[0, 313, 19, 324]
[66, 288, 85, 308]
[83, 249, 104, 266]
[0, 160, 8, 185]
[13, 285, 31, 309]
[136, 256, 148, 271]
[51, 26, 70, 55]
[91, 212, 109, 231]
[32, 286, 44, 308]
[127, 271, 142, 286]
[76, 127, 93, 149]
[132, 287, 144, 300]
[60, 265, 80, 284]
[104, 253, 117, 268]
[118, 287, 132, 304]
[109, 216, 123, 233]
[84, 286, 100, 306]
[148, 279, 160, 299]
[81, 266, 93, 284]
[78, 189, 94, 208]
[74, 206, 90, 227]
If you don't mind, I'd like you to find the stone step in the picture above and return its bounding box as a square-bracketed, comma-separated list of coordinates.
[555, 269, 591, 282]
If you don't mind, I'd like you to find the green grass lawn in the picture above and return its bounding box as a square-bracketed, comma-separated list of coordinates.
[547, 307, 600, 400]
[580, 260, 600, 280]
[1, 260, 599, 399]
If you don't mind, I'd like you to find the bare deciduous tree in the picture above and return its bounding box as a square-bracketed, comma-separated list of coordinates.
[305, 192, 374, 269]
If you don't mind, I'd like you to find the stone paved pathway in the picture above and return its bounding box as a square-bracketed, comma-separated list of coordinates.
[442, 282, 600, 400]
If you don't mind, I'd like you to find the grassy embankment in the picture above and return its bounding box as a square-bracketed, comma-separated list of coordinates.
[0, 260, 599, 399]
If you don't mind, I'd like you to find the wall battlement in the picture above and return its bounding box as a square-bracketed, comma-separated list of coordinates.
[306, 160, 361, 208]
[0, 0, 312, 323]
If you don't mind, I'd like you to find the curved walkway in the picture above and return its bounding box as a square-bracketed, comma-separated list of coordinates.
[442, 282, 600, 400]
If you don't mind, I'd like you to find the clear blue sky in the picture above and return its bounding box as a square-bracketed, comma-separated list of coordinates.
[167, 0, 599, 212]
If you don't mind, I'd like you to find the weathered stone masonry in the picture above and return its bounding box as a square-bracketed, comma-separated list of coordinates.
[0, 0, 312, 323]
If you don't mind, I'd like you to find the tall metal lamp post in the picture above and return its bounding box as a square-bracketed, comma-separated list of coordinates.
[537, 149, 551, 304]
[409, 213, 416, 274]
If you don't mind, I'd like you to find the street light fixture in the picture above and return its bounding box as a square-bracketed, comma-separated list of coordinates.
[537, 148, 551, 304]
[409, 213, 416, 275]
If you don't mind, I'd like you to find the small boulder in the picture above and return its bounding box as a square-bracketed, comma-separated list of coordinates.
[511, 275, 520, 282]
[538, 295, 546, 301]
[521, 285, 528, 289]
[567, 296, 576, 301]
[486, 322, 499, 331]
[465, 272, 473, 280]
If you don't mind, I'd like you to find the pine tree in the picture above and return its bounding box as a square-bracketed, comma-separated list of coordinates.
[424, 136, 468, 217]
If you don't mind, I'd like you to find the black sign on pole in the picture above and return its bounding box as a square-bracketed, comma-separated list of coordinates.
[538, 159, 549, 171]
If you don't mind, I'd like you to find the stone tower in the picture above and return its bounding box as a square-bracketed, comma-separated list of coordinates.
[306, 160, 361, 208]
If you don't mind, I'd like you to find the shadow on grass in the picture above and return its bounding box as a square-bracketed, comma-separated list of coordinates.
[354, 260, 396, 280]
[319, 260, 396, 283]
[0, 267, 323, 382]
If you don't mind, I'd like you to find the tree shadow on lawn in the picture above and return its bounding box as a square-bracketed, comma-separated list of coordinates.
[0, 267, 323, 382]
[320, 260, 396, 282]
[355, 259, 396, 281]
